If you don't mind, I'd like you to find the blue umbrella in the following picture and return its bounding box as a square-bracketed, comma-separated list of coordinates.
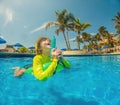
[13, 43, 23, 47]
[0, 37, 7, 44]
[88, 48, 92, 51]
[73, 48, 78, 50]
[103, 45, 109, 49]
[61, 48, 67, 51]
[28, 46, 35, 49]
[97, 48, 102, 50]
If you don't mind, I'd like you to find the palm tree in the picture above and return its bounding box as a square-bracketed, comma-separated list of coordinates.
[98, 26, 110, 47]
[73, 18, 91, 50]
[98, 26, 108, 38]
[90, 33, 100, 50]
[43, 9, 75, 50]
[93, 33, 101, 49]
[112, 12, 120, 36]
[108, 33, 116, 47]
[82, 32, 91, 48]
[112, 12, 120, 46]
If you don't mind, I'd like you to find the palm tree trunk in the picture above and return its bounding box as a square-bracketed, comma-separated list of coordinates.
[77, 41, 80, 50]
[62, 32, 69, 49]
[77, 32, 81, 50]
[66, 30, 71, 50]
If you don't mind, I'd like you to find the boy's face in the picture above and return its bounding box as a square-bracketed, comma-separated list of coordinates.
[41, 39, 51, 48]
[40, 39, 51, 55]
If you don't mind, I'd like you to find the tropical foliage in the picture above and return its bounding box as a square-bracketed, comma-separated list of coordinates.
[73, 18, 91, 50]
[112, 12, 120, 47]
[112, 12, 120, 35]
[41, 9, 91, 50]
[40, 10, 120, 52]
[42, 9, 75, 50]
[18, 47, 28, 53]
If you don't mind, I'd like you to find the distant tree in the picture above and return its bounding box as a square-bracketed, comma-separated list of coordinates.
[112, 12, 120, 46]
[82, 32, 92, 48]
[112, 12, 120, 36]
[18, 47, 28, 53]
[73, 18, 91, 50]
[98, 26, 108, 38]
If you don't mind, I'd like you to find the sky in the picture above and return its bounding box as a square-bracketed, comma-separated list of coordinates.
[0, 0, 120, 49]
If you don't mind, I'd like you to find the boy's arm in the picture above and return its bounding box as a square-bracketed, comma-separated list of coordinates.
[59, 57, 71, 68]
[33, 55, 58, 80]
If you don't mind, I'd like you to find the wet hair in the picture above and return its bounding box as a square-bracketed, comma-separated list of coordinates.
[35, 36, 50, 54]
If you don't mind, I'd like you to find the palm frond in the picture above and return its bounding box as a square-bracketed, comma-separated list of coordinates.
[81, 23, 91, 30]
[42, 22, 59, 30]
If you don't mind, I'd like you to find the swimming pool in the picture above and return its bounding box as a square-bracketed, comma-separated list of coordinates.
[0, 55, 120, 105]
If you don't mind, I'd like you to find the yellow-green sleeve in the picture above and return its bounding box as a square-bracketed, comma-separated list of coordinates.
[61, 58, 71, 68]
[33, 55, 58, 80]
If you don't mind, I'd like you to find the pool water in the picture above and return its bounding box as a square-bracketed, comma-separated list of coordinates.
[0, 55, 120, 105]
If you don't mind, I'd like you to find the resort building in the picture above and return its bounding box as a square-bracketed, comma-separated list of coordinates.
[0, 45, 15, 53]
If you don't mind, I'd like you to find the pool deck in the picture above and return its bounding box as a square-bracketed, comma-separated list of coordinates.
[62, 50, 120, 56]
[0, 51, 120, 58]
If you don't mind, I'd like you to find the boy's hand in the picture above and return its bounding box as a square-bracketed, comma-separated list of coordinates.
[52, 49, 62, 59]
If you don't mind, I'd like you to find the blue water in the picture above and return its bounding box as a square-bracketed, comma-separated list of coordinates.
[0, 55, 120, 105]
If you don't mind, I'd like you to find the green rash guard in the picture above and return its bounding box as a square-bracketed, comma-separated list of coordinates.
[33, 54, 71, 80]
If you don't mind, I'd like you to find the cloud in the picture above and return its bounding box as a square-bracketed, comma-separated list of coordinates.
[0, 35, 4, 38]
[0, 2, 14, 26]
[23, 25, 27, 29]
[4, 8, 13, 26]
[30, 21, 59, 34]
[70, 37, 76, 42]
[90, 33, 96, 35]
[0, 5, 4, 14]
[30, 22, 48, 34]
